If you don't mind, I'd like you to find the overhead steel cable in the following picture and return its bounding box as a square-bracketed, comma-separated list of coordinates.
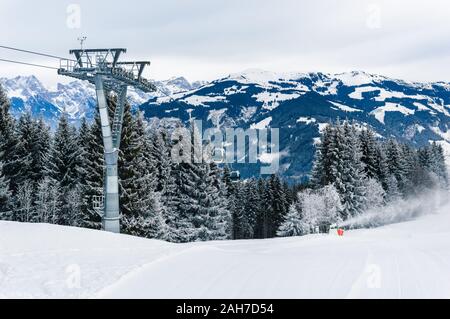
[0, 58, 59, 70]
[0, 45, 99, 68]
[0, 45, 77, 62]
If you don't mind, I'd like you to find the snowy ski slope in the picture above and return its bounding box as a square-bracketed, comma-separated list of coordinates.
[1, 199, 450, 299]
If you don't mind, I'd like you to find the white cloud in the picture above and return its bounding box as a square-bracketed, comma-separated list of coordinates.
[0, 0, 449, 85]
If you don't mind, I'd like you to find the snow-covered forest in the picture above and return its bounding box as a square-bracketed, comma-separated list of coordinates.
[0, 84, 448, 243]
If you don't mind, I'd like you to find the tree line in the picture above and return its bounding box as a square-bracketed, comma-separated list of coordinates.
[0, 85, 295, 242]
[1, 85, 448, 241]
[278, 121, 448, 236]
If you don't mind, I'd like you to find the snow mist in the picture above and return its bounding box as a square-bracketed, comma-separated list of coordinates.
[340, 189, 450, 229]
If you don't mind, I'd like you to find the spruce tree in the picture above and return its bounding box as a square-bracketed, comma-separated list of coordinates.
[160, 163, 194, 242]
[339, 123, 366, 218]
[0, 85, 21, 193]
[121, 112, 163, 238]
[230, 181, 247, 239]
[311, 125, 334, 187]
[241, 178, 260, 239]
[34, 177, 61, 224]
[15, 180, 34, 222]
[149, 128, 172, 192]
[374, 143, 389, 190]
[430, 142, 448, 187]
[14, 112, 34, 187]
[254, 178, 267, 239]
[118, 101, 143, 233]
[0, 161, 13, 220]
[359, 129, 379, 179]
[47, 113, 79, 225]
[78, 114, 103, 229]
[385, 139, 409, 195]
[25, 118, 51, 183]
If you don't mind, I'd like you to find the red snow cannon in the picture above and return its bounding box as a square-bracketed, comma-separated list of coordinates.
[337, 228, 344, 236]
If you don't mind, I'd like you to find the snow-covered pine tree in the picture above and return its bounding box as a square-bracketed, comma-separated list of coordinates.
[222, 164, 239, 237]
[147, 128, 188, 242]
[65, 185, 84, 226]
[430, 142, 448, 187]
[362, 178, 385, 211]
[400, 143, 417, 194]
[254, 178, 268, 239]
[208, 161, 232, 239]
[311, 124, 334, 187]
[34, 177, 61, 224]
[297, 189, 322, 234]
[321, 122, 366, 220]
[277, 204, 305, 237]
[222, 165, 233, 193]
[0, 161, 13, 220]
[417, 146, 432, 170]
[373, 143, 389, 191]
[385, 139, 409, 196]
[149, 128, 172, 193]
[282, 181, 295, 212]
[170, 122, 232, 242]
[15, 180, 34, 222]
[77, 114, 103, 229]
[159, 163, 193, 243]
[241, 178, 260, 239]
[47, 113, 79, 225]
[231, 181, 249, 239]
[121, 111, 164, 238]
[164, 124, 199, 242]
[339, 123, 366, 218]
[118, 100, 145, 234]
[14, 112, 34, 187]
[179, 161, 211, 241]
[48, 113, 79, 189]
[74, 117, 89, 186]
[317, 184, 342, 232]
[385, 175, 402, 202]
[0, 85, 21, 193]
[194, 162, 230, 241]
[30, 118, 51, 183]
[359, 129, 379, 179]
[411, 142, 448, 193]
[259, 175, 288, 238]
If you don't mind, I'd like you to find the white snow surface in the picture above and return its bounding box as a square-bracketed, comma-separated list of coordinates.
[250, 116, 272, 129]
[370, 102, 415, 124]
[252, 91, 302, 111]
[297, 117, 317, 124]
[2, 199, 450, 299]
[181, 95, 226, 107]
[329, 101, 362, 113]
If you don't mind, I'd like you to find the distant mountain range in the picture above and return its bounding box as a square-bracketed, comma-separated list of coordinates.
[0, 75, 205, 127]
[2, 70, 450, 180]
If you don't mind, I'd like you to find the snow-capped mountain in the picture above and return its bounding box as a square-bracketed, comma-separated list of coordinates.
[0, 75, 204, 127]
[2, 70, 449, 180]
[139, 69, 450, 180]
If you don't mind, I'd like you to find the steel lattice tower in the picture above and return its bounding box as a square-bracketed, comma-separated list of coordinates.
[58, 48, 157, 233]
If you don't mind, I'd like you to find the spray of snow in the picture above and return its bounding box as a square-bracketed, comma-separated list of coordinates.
[340, 189, 450, 229]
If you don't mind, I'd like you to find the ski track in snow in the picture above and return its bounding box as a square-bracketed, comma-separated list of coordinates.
[2, 202, 450, 299]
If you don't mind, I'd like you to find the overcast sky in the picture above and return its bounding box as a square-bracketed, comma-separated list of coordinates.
[1, 0, 450, 86]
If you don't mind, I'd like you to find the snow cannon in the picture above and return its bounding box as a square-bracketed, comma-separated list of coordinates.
[329, 224, 344, 236]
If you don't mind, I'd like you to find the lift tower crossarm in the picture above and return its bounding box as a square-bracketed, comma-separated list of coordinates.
[57, 48, 157, 234]
[116, 61, 151, 79]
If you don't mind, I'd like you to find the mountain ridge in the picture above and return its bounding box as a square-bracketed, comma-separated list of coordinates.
[139, 69, 450, 180]
[2, 70, 449, 179]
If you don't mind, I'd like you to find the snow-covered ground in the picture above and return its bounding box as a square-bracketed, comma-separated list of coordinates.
[1, 199, 450, 299]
